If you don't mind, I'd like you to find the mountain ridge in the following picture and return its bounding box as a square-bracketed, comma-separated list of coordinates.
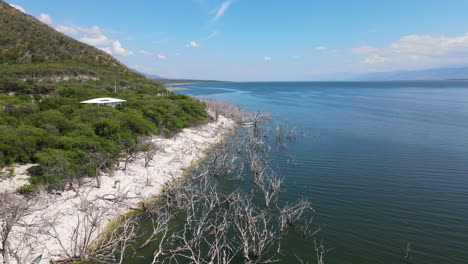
[0, 0, 123, 67]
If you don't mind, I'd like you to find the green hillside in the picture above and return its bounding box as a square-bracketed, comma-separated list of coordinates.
[0, 0, 209, 192]
[0, 1, 121, 65]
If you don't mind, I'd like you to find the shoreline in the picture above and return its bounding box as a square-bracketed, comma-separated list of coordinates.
[165, 86, 188, 91]
[0, 114, 236, 263]
[165, 82, 194, 86]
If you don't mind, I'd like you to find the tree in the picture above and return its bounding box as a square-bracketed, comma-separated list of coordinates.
[0, 192, 36, 264]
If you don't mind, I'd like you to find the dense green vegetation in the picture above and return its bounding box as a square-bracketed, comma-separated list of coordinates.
[0, 87, 208, 192]
[0, 0, 209, 192]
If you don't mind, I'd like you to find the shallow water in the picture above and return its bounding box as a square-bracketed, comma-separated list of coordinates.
[172, 81, 468, 263]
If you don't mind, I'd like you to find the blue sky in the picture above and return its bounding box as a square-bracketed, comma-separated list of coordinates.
[7, 0, 468, 81]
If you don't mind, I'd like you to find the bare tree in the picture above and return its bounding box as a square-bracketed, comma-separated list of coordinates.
[138, 138, 159, 168]
[89, 151, 112, 189]
[0, 192, 37, 264]
[296, 240, 329, 264]
[201, 98, 245, 122]
[259, 173, 283, 208]
[119, 143, 138, 171]
[279, 199, 312, 232]
[77, 107, 319, 264]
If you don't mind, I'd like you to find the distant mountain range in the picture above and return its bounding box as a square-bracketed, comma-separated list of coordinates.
[131, 69, 225, 84]
[352, 66, 468, 81]
[312, 66, 468, 81]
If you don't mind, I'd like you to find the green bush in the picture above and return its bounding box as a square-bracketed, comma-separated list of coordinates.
[0, 79, 208, 190]
[94, 119, 121, 138]
[0, 2, 209, 190]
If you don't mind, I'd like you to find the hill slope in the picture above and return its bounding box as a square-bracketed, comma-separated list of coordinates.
[0, 1, 121, 66]
[0, 0, 156, 95]
[0, 1, 209, 191]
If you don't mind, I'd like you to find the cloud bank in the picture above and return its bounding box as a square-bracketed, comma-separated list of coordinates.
[354, 33, 468, 69]
[45, 15, 134, 56]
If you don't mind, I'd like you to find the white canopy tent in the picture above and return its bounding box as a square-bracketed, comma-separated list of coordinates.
[80, 97, 127, 107]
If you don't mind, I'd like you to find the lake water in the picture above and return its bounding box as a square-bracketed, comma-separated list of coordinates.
[173, 81, 468, 264]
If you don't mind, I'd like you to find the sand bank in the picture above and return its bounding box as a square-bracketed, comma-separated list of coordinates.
[165, 86, 188, 91]
[0, 115, 235, 263]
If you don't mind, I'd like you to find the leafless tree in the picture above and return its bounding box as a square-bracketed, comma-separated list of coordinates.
[287, 154, 302, 168]
[259, 173, 283, 208]
[201, 98, 245, 122]
[232, 196, 278, 263]
[296, 240, 329, 264]
[71, 107, 318, 264]
[0, 192, 38, 264]
[42, 197, 107, 260]
[138, 138, 159, 168]
[279, 199, 312, 232]
[120, 145, 137, 171]
[314, 240, 328, 264]
[89, 151, 111, 189]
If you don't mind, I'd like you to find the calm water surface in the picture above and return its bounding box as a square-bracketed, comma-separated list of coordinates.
[174, 81, 468, 264]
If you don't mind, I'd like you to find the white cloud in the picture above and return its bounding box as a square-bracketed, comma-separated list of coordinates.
[53, 21, 133, 57]
[38, 13, 53, 25]
[354, 33, 468, 70]
[364, 54, 390, 64]
[50, 18, 103, 37]
[186, 41, 201, 48]
[351, 46, 380, 54]
[213, 1, 232, 21]
[111, 41, 133, 56]
[80, 34, 112, 46]
[67, 24, 133, 57]
[207, 30, 219, 39]
[9, 4, 25, 13]
[389, 34, 468, 56]
[139, 50, 166, 59]
[77, 26, 103, 35]
[55, 25, 79, 35]
[100, 47, 113, 55]
[292, 56, 300, 59]
[315, 46, 327, 51]
[17, 11, 134, 58]
[175, 53, 182, 56]
[264, 56, 272, 61]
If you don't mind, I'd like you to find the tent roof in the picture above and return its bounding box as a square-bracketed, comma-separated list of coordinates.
[80, 97, 127, 104]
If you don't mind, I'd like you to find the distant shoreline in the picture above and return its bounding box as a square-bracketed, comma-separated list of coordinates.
[166, 86, 188, 91]
[166, 82, 195, 86]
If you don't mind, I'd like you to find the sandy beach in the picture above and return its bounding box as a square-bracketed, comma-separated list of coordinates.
[165, 86, 188, 91]
[0, 115, 236, 264]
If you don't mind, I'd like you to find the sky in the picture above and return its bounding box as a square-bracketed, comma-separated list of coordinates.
[6, 0, 468, 81]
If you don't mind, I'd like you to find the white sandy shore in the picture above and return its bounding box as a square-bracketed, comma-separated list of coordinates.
[166, 82, 194, 86]
[0, 115, 235, 264]
[165, 86, 188, 91]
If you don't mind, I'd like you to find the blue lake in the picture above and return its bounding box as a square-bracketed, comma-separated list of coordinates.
[174, 81, 468, 263]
